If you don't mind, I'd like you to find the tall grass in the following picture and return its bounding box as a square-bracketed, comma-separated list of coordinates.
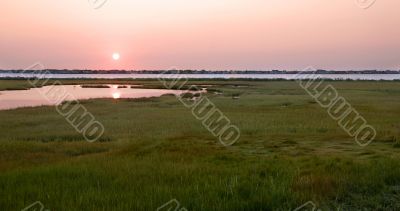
[0, 80, 400, 210]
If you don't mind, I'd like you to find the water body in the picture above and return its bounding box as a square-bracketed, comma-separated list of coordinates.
[0, 85, 190, 110]
[0, 73, 399, 80]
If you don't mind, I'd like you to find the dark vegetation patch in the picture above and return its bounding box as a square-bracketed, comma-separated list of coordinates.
[81, 84, 110, 88]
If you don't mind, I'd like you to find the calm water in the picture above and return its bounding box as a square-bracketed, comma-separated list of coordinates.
[0, 85, 189, 110]
[0, 73, 399, 80]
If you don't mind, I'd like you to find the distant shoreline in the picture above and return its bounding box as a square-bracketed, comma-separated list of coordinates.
[1, 70, 400, 74]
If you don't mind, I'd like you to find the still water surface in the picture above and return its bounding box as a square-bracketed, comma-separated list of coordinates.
[0, 85, 188, 110]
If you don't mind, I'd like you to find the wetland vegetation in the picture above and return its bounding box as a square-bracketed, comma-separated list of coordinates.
[0, 79, 399, 210]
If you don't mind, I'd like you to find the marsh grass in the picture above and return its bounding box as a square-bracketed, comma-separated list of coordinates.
[0, 80, 400, 210]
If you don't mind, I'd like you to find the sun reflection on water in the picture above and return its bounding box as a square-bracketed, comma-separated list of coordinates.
[112, 93, 121, 99]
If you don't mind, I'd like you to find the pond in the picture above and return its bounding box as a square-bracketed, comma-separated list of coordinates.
[0, 85, 190, 110]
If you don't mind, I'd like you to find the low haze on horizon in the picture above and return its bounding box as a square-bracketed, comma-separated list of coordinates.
[1, 0, 399, 70]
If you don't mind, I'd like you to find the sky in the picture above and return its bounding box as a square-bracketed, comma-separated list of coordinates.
[0, 0, 399, 70]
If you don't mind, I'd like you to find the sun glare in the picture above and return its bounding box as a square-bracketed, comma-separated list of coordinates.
[112, 53, 120, 60]
[112, 92, 121, 99]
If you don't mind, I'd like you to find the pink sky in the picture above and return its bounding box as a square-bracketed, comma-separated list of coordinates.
[1, 0, 399, 70]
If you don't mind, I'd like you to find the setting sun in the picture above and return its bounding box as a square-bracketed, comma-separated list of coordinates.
[112, 53, 120, 61]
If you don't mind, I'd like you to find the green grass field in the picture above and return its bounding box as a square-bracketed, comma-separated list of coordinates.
[0, 79, 400, 210]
